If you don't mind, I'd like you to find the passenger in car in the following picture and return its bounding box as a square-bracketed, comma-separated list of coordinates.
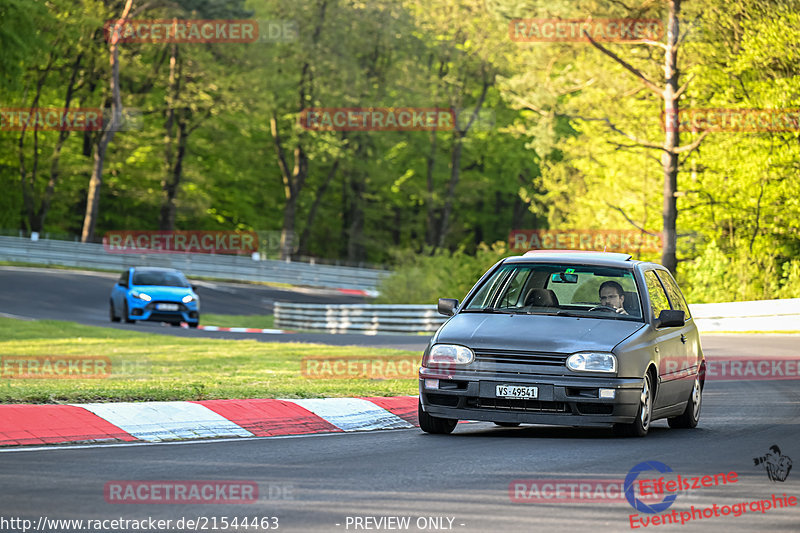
[599, 280, 629, 315]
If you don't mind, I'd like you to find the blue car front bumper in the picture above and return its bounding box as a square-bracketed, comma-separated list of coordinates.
[126, 296, 199, 324]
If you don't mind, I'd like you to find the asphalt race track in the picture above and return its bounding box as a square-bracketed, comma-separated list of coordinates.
[0, 266, 424, 349]
[1, 266, 799, 532]
[0, 363, 798, 532]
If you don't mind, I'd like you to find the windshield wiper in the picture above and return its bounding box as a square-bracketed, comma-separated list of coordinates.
[462, 307, 514, 314]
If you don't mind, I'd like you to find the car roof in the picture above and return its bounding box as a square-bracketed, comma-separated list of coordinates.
[505, 250, 644, 269]
[130, 266, 184, 274]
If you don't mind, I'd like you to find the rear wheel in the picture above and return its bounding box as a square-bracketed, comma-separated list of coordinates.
[122, 301, 135, 324]
[668, 375, 702, 429]
[614, 372, 653, 437]
[109, 301, 120, 322]
[418, 401, 457, 434]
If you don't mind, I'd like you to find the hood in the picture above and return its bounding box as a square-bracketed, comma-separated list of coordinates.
[435, 312, 645, 353]
[130, 285, 194, 299]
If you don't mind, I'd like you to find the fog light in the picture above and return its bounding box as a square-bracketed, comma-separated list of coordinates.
[425, 379, 439, 389]
[599, 388, 616, 399]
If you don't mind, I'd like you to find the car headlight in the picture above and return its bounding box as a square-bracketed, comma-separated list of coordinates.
[425, 344, 474, 365]
[182, 294, 195, 303]
[130, 290, 151, 302]
[566, 352, 617, 373]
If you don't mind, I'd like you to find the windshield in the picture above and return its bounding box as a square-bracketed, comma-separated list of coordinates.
[131, 271, 189, 288]
[463, 262, 643, 321]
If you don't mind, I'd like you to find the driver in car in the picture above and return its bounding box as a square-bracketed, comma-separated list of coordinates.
[599, 280, 628, 315]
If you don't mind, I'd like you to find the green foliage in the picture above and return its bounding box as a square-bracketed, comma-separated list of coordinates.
[0, 0, 797, 303]
[376, 242, 509, 304]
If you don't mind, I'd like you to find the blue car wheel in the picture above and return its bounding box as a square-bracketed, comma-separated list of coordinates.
[109, 300, 121, 323]
[123, 300, 135, 324]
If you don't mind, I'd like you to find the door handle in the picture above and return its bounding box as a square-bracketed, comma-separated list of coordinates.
[680, 334, 687, 344]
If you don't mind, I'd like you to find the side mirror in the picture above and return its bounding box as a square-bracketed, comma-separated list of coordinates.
[191, 284, 198, 291]
[437, 298, 459, 317]
[119, 280, 128, 288]
[655, 309, 685, 328]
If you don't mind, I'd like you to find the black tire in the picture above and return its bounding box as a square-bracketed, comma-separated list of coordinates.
[122, 301, 135, 324]
[188, 321, 199, 329]
[494, 422, 521, 427]
[614, 372, 653, 437]
[668, 375, 702, 429]
[418, 401, 457, 435]
[109, 301, 121, 322]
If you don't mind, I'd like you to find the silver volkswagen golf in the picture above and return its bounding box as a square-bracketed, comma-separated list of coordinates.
[418, 251, 704, 437]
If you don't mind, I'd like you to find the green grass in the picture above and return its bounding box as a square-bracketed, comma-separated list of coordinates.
[0, 317, 420, 404]
[201, 314, 275, 329]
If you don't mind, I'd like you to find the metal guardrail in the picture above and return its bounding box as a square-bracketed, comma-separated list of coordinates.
[276, 299, 800, 335]
[0, 235, 387, 291]
[275, 303, 446, 334]
[690, 298, 800, 332]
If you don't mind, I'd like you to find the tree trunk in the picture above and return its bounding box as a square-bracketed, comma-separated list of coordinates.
[38, 53, 84, 232]
[80, 0, 133, 242]
[436, 78, 491, 249]
[661, 0, 681, 274]
[297, 160, 339, 256]
[160, 42, 181, 231]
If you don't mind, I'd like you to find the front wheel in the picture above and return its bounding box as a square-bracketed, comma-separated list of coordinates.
[668, 375, 702, 429]
[614, 372, 653, 437]
[109, 301, 120, 322]
[123, 301, 135, 324]
[418, 401, 457, 434]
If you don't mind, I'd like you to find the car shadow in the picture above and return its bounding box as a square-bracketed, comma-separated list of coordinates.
[447, 422, 688, 439]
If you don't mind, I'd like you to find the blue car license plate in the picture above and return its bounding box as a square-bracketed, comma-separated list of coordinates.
[156, 303, 179, 311]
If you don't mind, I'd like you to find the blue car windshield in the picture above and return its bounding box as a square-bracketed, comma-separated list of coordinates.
[463, 263, 643, 321]
[132, 271, 189, 287]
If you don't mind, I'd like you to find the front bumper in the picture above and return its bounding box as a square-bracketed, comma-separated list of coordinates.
[419, 367, 643, 426]
[127, 297, 199, 324]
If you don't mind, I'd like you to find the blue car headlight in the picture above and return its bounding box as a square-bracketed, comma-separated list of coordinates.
[182, 294, 195, 304]
[130, 290, 152, 302]
[566, 352, 617, 373]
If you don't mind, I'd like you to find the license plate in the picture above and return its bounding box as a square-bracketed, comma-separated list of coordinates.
[156, 303, 179, 311]
[496, 385, 538, 399]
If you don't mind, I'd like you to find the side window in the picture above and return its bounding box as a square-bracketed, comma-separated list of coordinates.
[118, 270, 129, 286]
[644, 271, 670, 318]
[656, 271, 691, 319]
[466, 267, 511, 309]
[498, 269, 531, 308]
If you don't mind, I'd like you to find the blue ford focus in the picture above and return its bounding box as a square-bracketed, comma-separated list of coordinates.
[109, 267, 199, 327]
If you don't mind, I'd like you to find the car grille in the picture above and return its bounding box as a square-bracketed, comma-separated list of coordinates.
[145, 301, 188, 313]
[473, 348, 567, 366]
[468, 397, 569, 413]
